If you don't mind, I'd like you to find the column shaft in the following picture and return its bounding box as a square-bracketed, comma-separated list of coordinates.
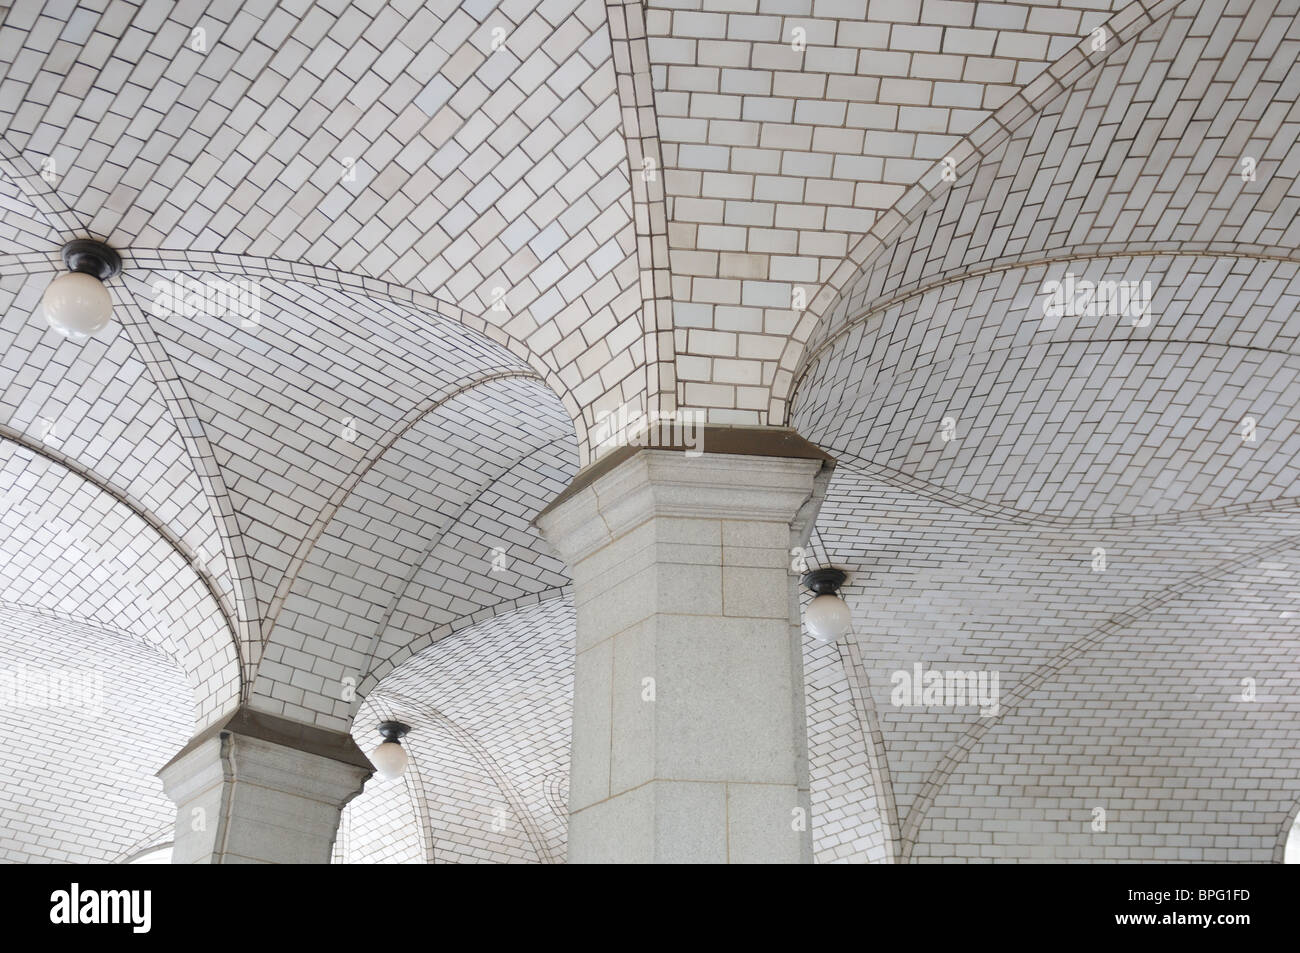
[538, 432, 831, 863]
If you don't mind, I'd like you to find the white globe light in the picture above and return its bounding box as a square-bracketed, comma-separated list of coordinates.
[805, 592, 851, 643]
[370, 740, 408, 781]
[43, 271, 113, 340]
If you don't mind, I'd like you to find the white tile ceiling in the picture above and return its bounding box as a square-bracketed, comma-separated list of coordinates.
[1, 0, 1298, 863]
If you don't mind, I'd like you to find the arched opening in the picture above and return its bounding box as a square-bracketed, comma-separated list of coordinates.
[334, 597, 574, 864]
[125, 845, 173, 864]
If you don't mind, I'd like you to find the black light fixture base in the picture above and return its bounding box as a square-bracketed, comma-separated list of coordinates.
[802, 567, 847, 595]
[377, 721, 410, 743]
[61, 239, 122, 280]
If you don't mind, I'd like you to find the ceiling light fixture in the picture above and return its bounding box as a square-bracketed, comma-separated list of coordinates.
[42, 239, 121, 341]
[370, 721, 411, 781]
[802, 567, 852, 643]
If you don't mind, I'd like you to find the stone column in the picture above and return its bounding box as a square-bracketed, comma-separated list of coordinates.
[157, 707, 372, 864]
[536, 428, 832, 863]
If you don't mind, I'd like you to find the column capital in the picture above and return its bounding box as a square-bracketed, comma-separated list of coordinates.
[537, 426, 835, 564]
[158, 707, 371, 864]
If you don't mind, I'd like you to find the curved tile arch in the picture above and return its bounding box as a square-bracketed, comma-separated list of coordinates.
[347, 596, 576, 864]
[827, 453, 1300, 533]
[0, 158, 244, 626]
[118, 248, 594, 450]
[377, 688, 564, 864]
[345, 590, 920, 864]
[110, 287, 265, 681]
[796, 247, 1300, 392]
[906, 550, 1300, 862]
[605, 0, 678, 422]
[801, 0, 1300, 388]
[0, 233, 592, 676]
[1274, 799, 1300, 862]
[111, 825, 176, 865]
[773, 0, 1187, 422]
[334, 774, 426, 864]
[793, 253, 1300, 416]
[334, 695, 433, 865]
[0, 161, 267, 681]
[644, 0, 1153, 423]
[0, 252, 283, 688]
[0, 440, 241, 728]
[360, 433, 578, 697]
[114, 269, 558, 652]
[897, 531, 1300, 859]
[812, 467, 1300, 845]
[0, 428, 237, 640]
[793, 254, 1300, 520]
[804, 633, 893, 862]
[0, 266, 238, 617]
[247, 375, 576, 729]
[259, 368, 548, 645]
[358, 587, 571, 706]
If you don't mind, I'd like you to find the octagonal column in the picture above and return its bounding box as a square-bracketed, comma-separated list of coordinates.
[537, 428, 833, 863]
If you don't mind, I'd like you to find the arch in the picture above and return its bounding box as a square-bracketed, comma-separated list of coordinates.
[123, 845, 174, 864]
[0, 428, 237, 643]
[357, 588, 571, 704]
[898, 531, 1300, 860]
[605, 0, 678, 421]
[0, 255, 262, 690]
[0, 437, 242, 726]
[245, 371, 576, 729]
[347, 596, 576, 864]
[0, 605, 194, 862]
[1276, 801, 1300, 863]
[109, 288, 264, 685]
[790, 256, 1300, 525]
[812, 429, 1300, 533]
[115, 249, 590, 452]
[114, 825, 175, 864]
[794, 246, 1300, 401]
[0, 226, 590, 715]
[258, 368, 547, 649]
[0, 146, 262, 682]
[0, 246, 590, 466]
[0, 170, 592, 598]
[352, 695, 437, 864]
[348, 419, 577, 703]
[378, 688, 563, 864]
[837, 637, 903, 863]
[772, 0, 1183, 423]
[0, 0, 634, 462]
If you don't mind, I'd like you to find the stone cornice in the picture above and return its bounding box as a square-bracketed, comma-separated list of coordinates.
[536, 430, 834, 564]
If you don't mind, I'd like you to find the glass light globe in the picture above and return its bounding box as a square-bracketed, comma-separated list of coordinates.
[370, 741, 408, 781]
[805, 592, 851, 643]
[43, 271, 113, 339]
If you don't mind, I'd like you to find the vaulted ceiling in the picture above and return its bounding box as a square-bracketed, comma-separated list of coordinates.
[2, 0, 1298, 863]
